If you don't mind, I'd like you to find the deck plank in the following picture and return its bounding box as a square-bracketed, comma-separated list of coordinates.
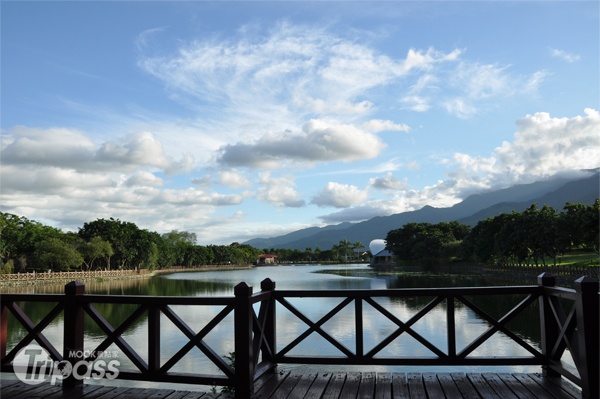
[391, 372, 409, 399]
[374, 372, 392, 399]
[481, 373, 520, 399]
[339, 371, 362, 398]
[496, 373, 538, 399]
[357, 371, 376, 399]
[286, 373, 317, 399]
[252, 370, 291, 399]
[320, 372, 347, 399]
[45, 384, 107, 399]
[0, 372, 583, 399]
[407, 373, 427, 399]
[513, 373, 563, 399]
[449, 373, 481, 399]
[302, 372, 333, 399]
[422, 372, 445, 399]
[467, 373, 502, 399]
[527, 373, 580, 399]
[268, 373, 303, 399]
[436, 372, 462, 398]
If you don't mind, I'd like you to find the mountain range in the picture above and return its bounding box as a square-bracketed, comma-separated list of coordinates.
[244, 171, 600, 251]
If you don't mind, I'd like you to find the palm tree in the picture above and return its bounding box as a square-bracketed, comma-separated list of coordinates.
[352, 241, 364, 261]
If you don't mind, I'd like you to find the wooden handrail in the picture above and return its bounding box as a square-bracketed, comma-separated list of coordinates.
[1, 274, 597, 398]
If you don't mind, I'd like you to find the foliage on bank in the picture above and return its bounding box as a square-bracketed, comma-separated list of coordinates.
[0, 214, 260, 273]
[259, 239, 366, 264]
[385, 200, 599, 267]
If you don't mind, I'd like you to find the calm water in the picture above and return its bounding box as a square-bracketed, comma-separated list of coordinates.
[4, 264, 552, 390]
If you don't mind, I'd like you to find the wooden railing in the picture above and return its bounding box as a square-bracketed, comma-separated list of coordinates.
[486, 263, 599, 279]
[1, 274, 597, 398]
[0, 269, 148, 282]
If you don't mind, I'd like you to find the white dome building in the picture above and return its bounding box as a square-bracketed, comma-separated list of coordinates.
[369, 239, 395, 267]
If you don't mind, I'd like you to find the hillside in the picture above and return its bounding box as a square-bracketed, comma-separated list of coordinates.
[244, 171, 599, 251]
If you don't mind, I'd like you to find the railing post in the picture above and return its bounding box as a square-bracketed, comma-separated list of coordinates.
[63, 281, 85, 389]
[148, 305, 161, 373]
[538, 272, 560, 378]
[573, 276, 599, 399]
[234, 282, 254, 399]
[1, 303, 8, 359]
[260, 278, 276, 365]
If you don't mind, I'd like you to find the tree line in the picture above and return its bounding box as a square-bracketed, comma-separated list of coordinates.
[0, 215, 261, 273]
[385, 200, 599, 267]
[260, 239, 366, 264]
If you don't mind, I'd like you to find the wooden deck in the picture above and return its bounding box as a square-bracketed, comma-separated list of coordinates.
[1, 371, 582, 399]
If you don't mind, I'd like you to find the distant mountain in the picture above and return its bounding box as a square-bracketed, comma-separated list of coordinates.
[244, 171, 599, 251]
[244, 222, 353, 249]
[457, 172, 600, 226]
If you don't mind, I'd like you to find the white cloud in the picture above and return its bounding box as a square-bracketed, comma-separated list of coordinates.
[126, 171, 164, 187]
[401, 96, 431, 112]
[442, 98, 478, 120]
[550, 48, 581, 63]
[138, 23, 463, 125]
[217, 119, 386, 168]
[360, 119, 410, 133]
[1, 126, 96, 168]
[369, 172, 407, 191]
[317, 108, 600, 222]
[437, 108, 600, 201]
[1, 127, 194, 175]
[257, 172, 305, 208]
[311, 182, 369, 208]
[403, 58, 547, 118]
[218, 170, 251, 189]
[0, 125, 248, 242]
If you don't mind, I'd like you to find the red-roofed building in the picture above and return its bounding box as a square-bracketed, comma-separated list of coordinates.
[257, 254, 278, 266]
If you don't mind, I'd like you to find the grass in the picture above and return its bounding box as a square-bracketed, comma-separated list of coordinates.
[557, 250, 599, 267]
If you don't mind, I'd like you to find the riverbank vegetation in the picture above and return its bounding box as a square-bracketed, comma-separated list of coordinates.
[386, 201, 599, 268]
[0, 215, 261, 273]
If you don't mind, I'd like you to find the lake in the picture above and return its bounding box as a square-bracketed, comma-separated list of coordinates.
[3, 264, 554, 391]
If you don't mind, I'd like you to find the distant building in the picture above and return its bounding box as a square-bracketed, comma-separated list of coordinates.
[257, 254, 278, 266]
[369, 239, 396, 267]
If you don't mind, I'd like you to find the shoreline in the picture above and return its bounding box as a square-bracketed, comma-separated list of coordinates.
[0, 264, 255, 288]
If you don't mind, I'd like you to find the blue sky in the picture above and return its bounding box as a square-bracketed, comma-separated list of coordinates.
[2, 1, 599, 245]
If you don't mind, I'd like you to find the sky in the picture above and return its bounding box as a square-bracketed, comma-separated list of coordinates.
[1, 1, 599, 245]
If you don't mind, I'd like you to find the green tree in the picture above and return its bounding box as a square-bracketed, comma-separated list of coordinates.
[78, 236, 114, 270]
[32, 237, 83, 271]
[160, 230, 196, 267]
[78, 218, 157, 269]
[0, 212, 63, 272]
[386, 222, 471, 265]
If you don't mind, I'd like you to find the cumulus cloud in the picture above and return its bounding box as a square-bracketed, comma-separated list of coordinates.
[436, 108, 600, 203]
[315, 108, 600, 223]
[1, 127, 194, 175]
[256, 172, 306, 208]
[1, 127, 96, 168]
[311, 182, 369, 208]
[217, 119, 386, 168]
[218, 170, 251, 189]
[369, 172, 407, 191]
[0, 126, 243, 242]
[125, 171, 164, 187]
